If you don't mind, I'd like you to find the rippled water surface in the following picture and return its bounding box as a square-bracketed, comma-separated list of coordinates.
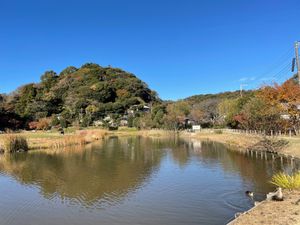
[0, 137, 299, 225]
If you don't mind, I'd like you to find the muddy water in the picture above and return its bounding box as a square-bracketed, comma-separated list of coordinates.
[0, 137, 298, 225]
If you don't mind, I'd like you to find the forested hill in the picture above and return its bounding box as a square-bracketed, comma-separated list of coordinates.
[1, 63, 297, 132]
[179, 90, 255, 128]
[184, 90, 254, 105]
[0, 63, 159, 129]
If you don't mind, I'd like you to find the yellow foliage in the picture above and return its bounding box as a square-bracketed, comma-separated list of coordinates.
[270, 171, 300, 190]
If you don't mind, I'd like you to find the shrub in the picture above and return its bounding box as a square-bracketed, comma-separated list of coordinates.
[2, 135, 29, 153]
[29, 117, 51, 130]
[270, 172, 300, 190]
[51, 116, 60, 126]
[36, 118, 51, 130]
[28, 121, 39, 130]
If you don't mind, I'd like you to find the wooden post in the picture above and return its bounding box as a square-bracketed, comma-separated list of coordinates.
[289, 130, 292, 137]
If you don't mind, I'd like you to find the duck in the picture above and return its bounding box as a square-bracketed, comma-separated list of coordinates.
[272, 187, 284, 201]
[245, 191, 254, 197]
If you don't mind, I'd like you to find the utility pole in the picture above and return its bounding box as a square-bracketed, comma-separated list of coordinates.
[240, 84, 247, 97]
[295, 41, 300, 85]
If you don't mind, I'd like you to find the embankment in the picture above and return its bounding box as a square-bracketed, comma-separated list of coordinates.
[183, 130, 300, 159]
[228, 190, 300, 225]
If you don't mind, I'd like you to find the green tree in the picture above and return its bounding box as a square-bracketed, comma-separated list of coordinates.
[164, 101, 190, 131]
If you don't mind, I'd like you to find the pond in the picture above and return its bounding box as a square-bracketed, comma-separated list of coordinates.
[0, 136, 299, 225]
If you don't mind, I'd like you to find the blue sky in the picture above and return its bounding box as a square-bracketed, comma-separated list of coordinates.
[0, 0, 299, 100]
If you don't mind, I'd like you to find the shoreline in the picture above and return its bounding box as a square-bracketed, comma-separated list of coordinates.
[227, 189, 300, 225]
[182, 130, 300, 160]
[2, 128, 300, 159]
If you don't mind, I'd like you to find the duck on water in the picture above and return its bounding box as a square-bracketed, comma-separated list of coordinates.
[245, 191, 254, 198]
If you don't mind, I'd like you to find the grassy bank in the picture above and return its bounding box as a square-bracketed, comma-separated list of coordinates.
[2, 128, 300, 158]
[182, 130, 300, 159]
[0, 128, 173, 152]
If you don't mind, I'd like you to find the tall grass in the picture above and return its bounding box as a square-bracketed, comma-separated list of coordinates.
[76, 129, 107, 142]
[270, 172, 300, 190]
[0, 135, 29, 153]
[44, 130, 107, 149]
[50, 135, 87, 148]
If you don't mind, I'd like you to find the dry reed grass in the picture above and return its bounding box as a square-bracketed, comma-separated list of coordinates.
[26, 129, 108, 150]
[0, 134, 28, 153]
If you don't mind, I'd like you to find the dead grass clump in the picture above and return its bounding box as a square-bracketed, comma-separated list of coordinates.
[1, 135, 28, 153]
[76, 129, 108, 142]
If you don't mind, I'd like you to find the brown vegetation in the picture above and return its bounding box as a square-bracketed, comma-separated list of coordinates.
[0, 129, 109, 151]
[0, 134, 28, 153]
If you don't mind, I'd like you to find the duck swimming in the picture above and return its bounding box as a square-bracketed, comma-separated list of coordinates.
[245, 191, 254, 197]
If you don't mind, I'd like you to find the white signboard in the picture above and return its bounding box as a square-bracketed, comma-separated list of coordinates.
[192, 125, 201, 131]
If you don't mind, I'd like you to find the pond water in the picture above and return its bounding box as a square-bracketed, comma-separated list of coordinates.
[0, 137, 299, 225]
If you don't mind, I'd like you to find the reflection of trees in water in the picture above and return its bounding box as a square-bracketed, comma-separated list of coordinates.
[1, 136, 298, 207]
[168, 138, 191, 166]
[177, 139, 300, 193]
[0, 137, 163, 207]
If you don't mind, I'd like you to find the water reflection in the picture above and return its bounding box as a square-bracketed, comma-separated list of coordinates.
[0, 137, 163, 208]
[0, 137, 299, 225]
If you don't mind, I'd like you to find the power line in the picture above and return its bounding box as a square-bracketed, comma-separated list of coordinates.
[240, 46, 294, 89]
[272, 62, 292, 80]
[252, 47, 294, 81]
